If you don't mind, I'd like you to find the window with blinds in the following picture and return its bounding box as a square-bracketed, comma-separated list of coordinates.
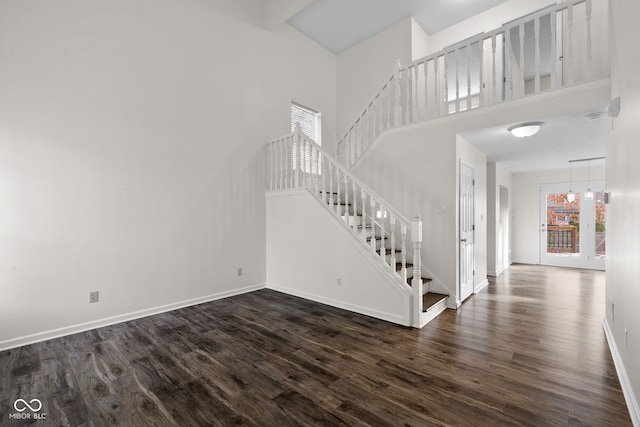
[291, 102, 321, 174]
[291, 102, 321, 145]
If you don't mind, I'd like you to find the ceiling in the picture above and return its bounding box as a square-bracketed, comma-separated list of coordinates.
[287, 0, 511, 54]
[460, 107, 609, 173]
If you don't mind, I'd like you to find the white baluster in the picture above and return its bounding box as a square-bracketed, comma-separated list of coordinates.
[390, 214, 397, 269]
[466, 43, 472, 111]
[423, 59, 429, 120]
[328, 161, 334, 207]
[352, 181, 358, 230]
[394, 60, 402, 127]
[455, 49, 460, 113]
[519, 23, 525, 96]
[504, 29, 513, 100]
[336, 168, 341, 216]
[585, 0, 592, 79]
[321, 151, 326, 201]
[566, 2, 574, 85]
[491, 34, 497, 103]
[370, 198, 377, 252]
[314, 146, 319, 196]
[401, 223, 407, 284]
[379, 204, 386, 264]
[343, 173, 349, 225]
[361, 190, 367, 241]
[405, 68, 411, 124]
[434, 56, 441, 116]
[534, 16, 541, 93]
[412, 215, 423, 326]
[550, 9, 558, 89]
[414, 65, 419, 122]
[477, 40, 484, 107]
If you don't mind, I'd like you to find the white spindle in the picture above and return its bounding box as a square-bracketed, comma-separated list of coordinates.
[414, 65, 419, 122]
[379, 205, 386, 263]
[434, 56, 441, 115]
[352, 181, 358, 230]
[411, 215, 423, 325]
[567, 2, 574, 85]
[369, 198, 376, 252]
[361, 190, 367, 241]
[401, 224, 407, 284]
[321, 151, 326, 201]
[390, 214, 397, 268]
[534, 16, 541, 93]
[586, 0, 593, 79]
[394, 60, 402, 127]
[505, 29, 513, 100]
[491, 34, 497, 103]
[423, 59, 429, 120]
[455, 49, 460, 113]
[344, 173, 350, 225]
[336, 168, 341, 216]
[328, 161, 334, 207]
[477, 40, 484, 107]
[519, 23, 525, 94]
[466, 44, 472, 111]
[405, 68, 411, 124]
[550, 10, 558, 89]
[314, 146, 319, 195]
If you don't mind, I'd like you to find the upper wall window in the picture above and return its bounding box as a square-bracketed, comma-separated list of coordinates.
[291, 102, 321, 145]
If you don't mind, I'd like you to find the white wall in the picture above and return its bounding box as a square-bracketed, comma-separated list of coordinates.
[336, 18, 412, 136]
[487, 162, 513, 276]
[266, 190, 412, 326]
[457, 137, 489, 294]
[605, 1, 640, 423]
[350, 76, 608, 306]
[0, 0, 336, 349]
[411, 18, 430, 61]
[511, 165, 605, 264]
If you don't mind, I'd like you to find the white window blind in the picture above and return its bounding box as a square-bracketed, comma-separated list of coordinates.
[291, 102, 321, 145]
[291, 103, 321, 174]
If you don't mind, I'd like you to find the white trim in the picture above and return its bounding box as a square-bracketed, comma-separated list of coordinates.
[266, 283, 411, 327]
[474, 278, 490, 294]
[0, 283, 266, 352]
[419, 298, 448, 327]
[603, 318, 640, 427]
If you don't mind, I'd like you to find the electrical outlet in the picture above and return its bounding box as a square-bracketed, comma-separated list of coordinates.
[337, 277, 342, 286]
[237, 267, 243, 277]
[89, 291, 99, 303]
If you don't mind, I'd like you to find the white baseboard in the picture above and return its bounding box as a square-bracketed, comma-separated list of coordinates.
[0, 283, 266, 352]
[603, 318, 640, 427]
[474, 279, 489, 294]
[266, 282, 411, 327]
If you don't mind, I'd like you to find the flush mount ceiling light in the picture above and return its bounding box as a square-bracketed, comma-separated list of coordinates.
[507, 121, 544, 138]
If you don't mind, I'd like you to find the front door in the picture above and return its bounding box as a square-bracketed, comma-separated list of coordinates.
[539, 182, 605, 269]
[460, 162, 475, 301]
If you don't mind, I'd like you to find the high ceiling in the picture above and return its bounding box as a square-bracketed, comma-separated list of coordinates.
[284, 0, 607, 174]
[287, 0, 511, 54]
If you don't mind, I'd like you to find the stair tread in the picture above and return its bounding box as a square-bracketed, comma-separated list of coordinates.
[376, 248, 401, 255]
[423, 292, 448, 312]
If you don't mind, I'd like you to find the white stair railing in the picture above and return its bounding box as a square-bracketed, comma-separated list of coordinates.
[267, 125, 423, 296]
[337, 0, 603, 169]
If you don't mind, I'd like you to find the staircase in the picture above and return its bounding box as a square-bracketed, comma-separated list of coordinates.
[266, 0, 605, 327]
[267, 128, 448, 327]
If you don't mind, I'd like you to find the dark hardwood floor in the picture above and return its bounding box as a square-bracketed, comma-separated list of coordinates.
[0, 264, 632, 426]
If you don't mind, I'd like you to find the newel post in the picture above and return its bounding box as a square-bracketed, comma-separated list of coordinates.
[294, 122, 302, 188]
[411, 215, 423, 327]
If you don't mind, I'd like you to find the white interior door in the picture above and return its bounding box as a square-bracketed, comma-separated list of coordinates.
[539, 182, 605, 269]
[460, 162, 474, 301]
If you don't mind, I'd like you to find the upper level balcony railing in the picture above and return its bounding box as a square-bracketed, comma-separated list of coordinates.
[337, 0, 608, 168]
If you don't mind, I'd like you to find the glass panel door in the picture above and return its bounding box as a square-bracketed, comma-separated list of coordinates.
[539, 182, 605, 269]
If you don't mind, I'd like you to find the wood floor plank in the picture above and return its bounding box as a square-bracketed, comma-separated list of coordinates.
[0, 264, 632, 425]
